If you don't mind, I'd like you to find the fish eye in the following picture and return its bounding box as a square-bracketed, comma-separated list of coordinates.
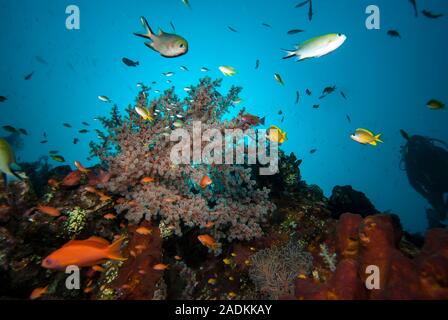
[338, 33, 342, 37]
[180, 43, 185, 48]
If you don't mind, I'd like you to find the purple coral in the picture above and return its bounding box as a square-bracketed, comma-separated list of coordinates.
[91, 78, 275, 241]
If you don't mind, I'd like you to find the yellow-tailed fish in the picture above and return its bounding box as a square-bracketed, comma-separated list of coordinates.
[266, 126, 287, 144]
[135, 106, 154, 121]
[283, 33, 347, 61]
[0, 138, 23, 182]
[426, 99, 445, 110]
[134, 17, 188, 58]
[219, 66, 237, 76]
[351, 128, 383, 146]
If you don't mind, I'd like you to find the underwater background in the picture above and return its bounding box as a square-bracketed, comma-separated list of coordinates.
[1, 0, 447, 234]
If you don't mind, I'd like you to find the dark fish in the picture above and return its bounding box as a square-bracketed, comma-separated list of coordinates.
[346, 115, 351, 123]
[409, 0, 418, 17]
[43, 132, 47, 138]
[79, 129, 89, 134]
[82, 122, 89, 126]
[170, 21, 176, 32]
[281, 116, 285, 123]
[306, 89, 312, 96]
[319, 86, 336, 99]
[421, 10, 444, 19]
[40, 140, 48, 144]
[228, 26, 238, 33]
[278, 110, 283, 115]
[35, 56, 48, 65]
[49, 150, 59, 155]
[387, 30, 401, 38]
[308, 0, 313, 21]
[295, 91, 300, 104]
[287, 29, 305, 35]
[262, 23, 272, 28]
[73, 138, 79, 145]
[63, 123, 72, 128]
[310, 149, 317, 154]
[122, 58, 139, 67]
[340, 91, 347, 100]
[18, 128, 28, 135]
[0, 96, 7, 102]
[2, 126, 17, 133]
[295, 0, 310, 8]
[400, 129, 410, 141]
[24, 72, 34, 80]
[255, 59, 260, 69]
[313, 104, 319, 109]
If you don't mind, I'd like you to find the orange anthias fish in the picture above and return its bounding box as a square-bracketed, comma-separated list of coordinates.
[141, 176, 156, 184]
[61, 170, 82, 187]
[41, 236, 126, 271]
[198, 234, 219, 250]
[74, 160, 90, 174]
[136, 226, 152, 235]
[103, 213, 116, 220]
[199, 175, 212, 189]
[153, 263, 169, 271]
[37, 205, 61, 217]
[30, 286, 48, 300]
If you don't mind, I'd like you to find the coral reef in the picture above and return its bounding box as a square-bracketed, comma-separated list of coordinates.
[328, 185, 379, 219]
[0, 78, 447, 301]
[90, 77, 275, 241]
[294, 213, 448, 300]
[249, 241, 313, 299]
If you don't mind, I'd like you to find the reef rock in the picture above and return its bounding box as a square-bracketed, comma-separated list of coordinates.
[328, 185, 379, 219]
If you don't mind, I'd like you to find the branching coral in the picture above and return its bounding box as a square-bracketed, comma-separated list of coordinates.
[248, 241, 313, 299]
[90, 77, 275, 241]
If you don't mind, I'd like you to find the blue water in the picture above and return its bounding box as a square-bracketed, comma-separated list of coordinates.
[1, 0, 447, 233]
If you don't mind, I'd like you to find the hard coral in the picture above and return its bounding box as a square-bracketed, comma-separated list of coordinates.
[91, 77, 275, 241]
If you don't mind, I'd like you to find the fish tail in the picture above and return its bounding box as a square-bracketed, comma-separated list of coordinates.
[260, 117, 266, 126]
[282, 50, 296, 60]
[375, 134, 384, 143]
[134, 17, 153, 40]
[107, 236, 127, 261]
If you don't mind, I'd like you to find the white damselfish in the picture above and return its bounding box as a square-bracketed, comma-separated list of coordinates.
[283, 33, 347, 61]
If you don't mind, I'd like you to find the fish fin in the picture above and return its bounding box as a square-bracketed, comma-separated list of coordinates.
[260, 117, 266, 126]
[375, 134, 384, 143]
[107, 237, 127, 261]
[369, 141, 377, 146]
[357, 128, 374, 136]
[158, 28, 165, 35]
[87, 236, 110, 246]
[282, 50, 296, 60]
[144, 42, 157, 52]
[134, 17, 154, 40]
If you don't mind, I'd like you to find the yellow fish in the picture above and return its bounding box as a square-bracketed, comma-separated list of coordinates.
[0, 138, 24, 183]
[135, 106, 154, 122]
[351, 128, 383, 146]
[219, 66, 237, 76]
[266, 126, 287, 144]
